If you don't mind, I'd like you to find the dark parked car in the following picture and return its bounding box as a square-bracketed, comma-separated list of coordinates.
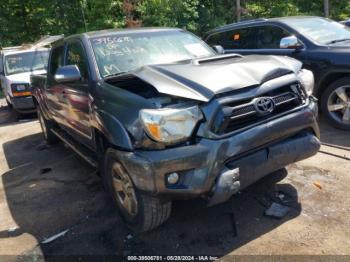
[340, 19, 350, 27]
[31, 28, 320, 232]
[204, 16, 350, 130]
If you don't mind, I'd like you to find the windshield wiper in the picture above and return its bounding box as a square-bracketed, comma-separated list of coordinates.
[326, 38, 350, 44]
[104, 71, 127, 79]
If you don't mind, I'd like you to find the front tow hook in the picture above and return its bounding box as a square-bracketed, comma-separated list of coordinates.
[208, 168, 240, 207]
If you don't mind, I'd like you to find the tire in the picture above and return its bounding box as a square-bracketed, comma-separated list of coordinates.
[102, 148, 171, 232]
[5, 97, 12, 108]
[37, 107, 58, 144]
[15, 110, 23, 121]
[320, 77, 350, 130]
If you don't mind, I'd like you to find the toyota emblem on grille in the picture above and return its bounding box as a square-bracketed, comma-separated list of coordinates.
[254, 97, 275, 115]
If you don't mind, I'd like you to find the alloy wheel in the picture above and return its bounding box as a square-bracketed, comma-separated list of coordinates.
[327, 85, 350, 125]
[111, 162, 138, 217]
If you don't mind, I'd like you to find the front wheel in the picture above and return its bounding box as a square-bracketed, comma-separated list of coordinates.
[321, 77, 350, 130]
[102, 149, 171, 232]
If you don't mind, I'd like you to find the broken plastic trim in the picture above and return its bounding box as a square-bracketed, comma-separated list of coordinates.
[208, 168, 240, 206]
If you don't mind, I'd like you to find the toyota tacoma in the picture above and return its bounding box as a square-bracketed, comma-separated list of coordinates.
[31, 28, 320, 232]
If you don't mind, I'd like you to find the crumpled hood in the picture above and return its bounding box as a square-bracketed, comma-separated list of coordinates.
[132, 54, 302, 102]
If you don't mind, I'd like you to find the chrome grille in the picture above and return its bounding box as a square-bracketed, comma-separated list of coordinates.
[273, 92, 298, 105]
[231, 104, 255, 119]
[213, 83, 305, 134]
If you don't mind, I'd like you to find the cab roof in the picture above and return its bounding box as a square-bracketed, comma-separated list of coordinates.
[65, 27, 183, 41]
[205, 16, 323, 35]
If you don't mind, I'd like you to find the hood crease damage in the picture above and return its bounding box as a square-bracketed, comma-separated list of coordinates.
[109, 55, 302, 102]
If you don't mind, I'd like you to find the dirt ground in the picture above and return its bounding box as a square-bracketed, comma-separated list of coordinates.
[0, 98, 349, 260]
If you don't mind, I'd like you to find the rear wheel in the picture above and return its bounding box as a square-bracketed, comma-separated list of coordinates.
[102, 148, 171, 232]
[37, 107, 58, 144]
[321, 77, 350, 130]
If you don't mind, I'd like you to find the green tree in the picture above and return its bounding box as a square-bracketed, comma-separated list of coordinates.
[136, 0, 199, 31]
[84, 0, 124, 31]
[1, 0, 350, 47]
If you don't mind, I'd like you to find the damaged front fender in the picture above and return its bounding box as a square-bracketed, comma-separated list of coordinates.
[91, 108, 133, 150]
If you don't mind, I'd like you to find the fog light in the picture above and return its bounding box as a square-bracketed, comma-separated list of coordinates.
[167, 172, 179, 185]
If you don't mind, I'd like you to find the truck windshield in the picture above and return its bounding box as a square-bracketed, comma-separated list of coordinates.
[4, 50, 49, 76]
[283, 17, 350, 45]
[90, 30, 215, 78]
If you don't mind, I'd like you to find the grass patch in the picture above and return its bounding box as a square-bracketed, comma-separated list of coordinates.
[0, 88, 4, 98]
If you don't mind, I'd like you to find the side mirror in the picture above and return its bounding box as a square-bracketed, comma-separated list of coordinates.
[280, 36, 303, 49]
[54, 65, 81, 83]
[212, 45, 225, 54]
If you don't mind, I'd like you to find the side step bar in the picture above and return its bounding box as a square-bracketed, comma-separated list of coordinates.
[51, 129, 98, 168]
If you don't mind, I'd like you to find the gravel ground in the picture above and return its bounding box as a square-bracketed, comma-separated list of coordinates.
[0, 99, 349, 260]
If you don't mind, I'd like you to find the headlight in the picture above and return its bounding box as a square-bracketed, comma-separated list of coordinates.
[298, 69, 314, 96]
[139, 106, 203, 144]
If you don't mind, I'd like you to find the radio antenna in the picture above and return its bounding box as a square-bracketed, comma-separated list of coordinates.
[80, 0, 88, 32]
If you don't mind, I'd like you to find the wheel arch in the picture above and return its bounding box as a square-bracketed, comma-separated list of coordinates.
[32, 89, 53, 120]
[316, 71, 350, 98]
[92, 109, 133, 151]
[32, 95, 39, 106]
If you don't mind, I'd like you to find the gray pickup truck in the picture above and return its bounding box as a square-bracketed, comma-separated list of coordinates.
[31, 28, 320, 232]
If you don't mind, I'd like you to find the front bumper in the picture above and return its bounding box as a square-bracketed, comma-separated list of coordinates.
[116, 101, 320, 203]
[10, 96, 36, 113]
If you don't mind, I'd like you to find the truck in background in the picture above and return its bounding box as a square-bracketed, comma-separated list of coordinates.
[0, 35, 63, 116]
[0, 47, 49, 114]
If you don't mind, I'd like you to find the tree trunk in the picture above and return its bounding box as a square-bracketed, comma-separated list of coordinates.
[324, 0, 329, 17]
[236, 0, 241, 22]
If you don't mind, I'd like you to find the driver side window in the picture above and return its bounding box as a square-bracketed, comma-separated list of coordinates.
[255, 26, 291, 49]
[66, 41, 89, 80]
[207, 27, 257, 49]
[49, 45, 64, 76]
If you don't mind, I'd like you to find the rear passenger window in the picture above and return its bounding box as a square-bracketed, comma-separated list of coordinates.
[207, 27, 257, 49]
[66, 41, 89, 80]
[49, 45, 64, 76]
[256, 26, 291, 49]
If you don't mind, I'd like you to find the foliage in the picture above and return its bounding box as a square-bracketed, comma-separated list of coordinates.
[0, 0, 349, 47]
[136, 0, 199, 31]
